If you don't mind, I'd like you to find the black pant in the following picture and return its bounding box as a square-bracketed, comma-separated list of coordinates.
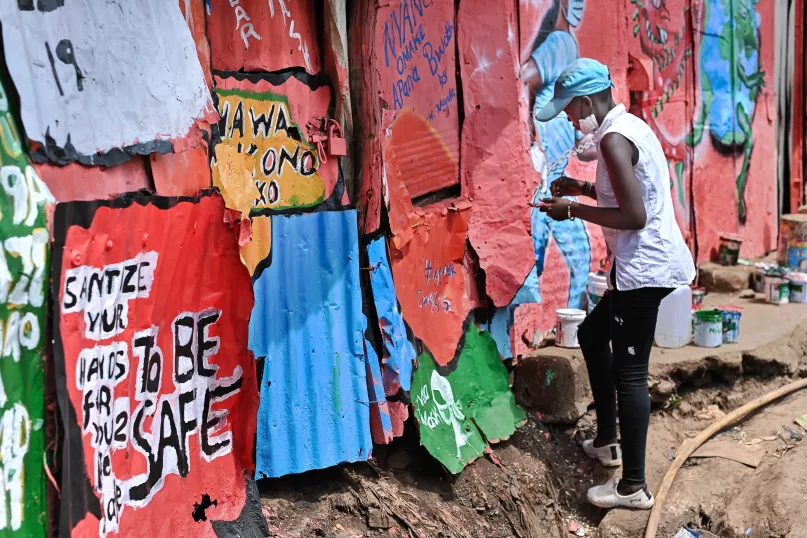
[578, 286, 672, 485]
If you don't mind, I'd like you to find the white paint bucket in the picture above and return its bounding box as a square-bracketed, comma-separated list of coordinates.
[587, 272, 608, 313]
[556, 308, 586, 348]
[693, 309, 723, 348]
[789, 272, 807, 303]
[764, 275, 790, 305]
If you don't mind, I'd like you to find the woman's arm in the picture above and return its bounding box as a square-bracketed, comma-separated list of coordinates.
[539, 133, 647, 230]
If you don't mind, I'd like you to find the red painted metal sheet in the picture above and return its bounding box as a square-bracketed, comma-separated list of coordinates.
[207, 0, 322, 74]
[387, 186, 472, 366]
[352, 0, 384, 234]
[35, 159, 150, 203]
[179, 0, 213, 88]
[791, 0, 805, 211]
[458, 0, 535, 308]
[52, 192, 261, 538]
[151, 146, 212, 198]
[375, 0, 460, 198]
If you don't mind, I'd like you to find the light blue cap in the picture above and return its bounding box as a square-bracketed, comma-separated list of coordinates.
[536, 58, 615, 122]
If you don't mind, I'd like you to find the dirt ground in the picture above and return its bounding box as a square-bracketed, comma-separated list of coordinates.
[257, 374, 807, 538]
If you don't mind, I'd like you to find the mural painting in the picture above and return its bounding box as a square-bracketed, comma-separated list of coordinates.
[52, 193, 263, 538]
[411, 324, 525, 474]
[0, 79, 51, 538]
[457, 0, 535, 309]
[488, 0, 611, 358]
[213, 75, 344, 215]
[0, 0, 215, 166]
[248, 210, 373, 478]
[629, 0, 776, 259]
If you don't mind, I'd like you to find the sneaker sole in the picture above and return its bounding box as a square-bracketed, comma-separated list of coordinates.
[587, 495, 654, 510]
[582, 447, 623, 468]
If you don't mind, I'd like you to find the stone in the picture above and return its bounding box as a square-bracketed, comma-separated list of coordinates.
[648, 377, 676, 404]
[739, 288, 756, 299]
[698, 262, 753, 293]
[513, 348, 592, 424]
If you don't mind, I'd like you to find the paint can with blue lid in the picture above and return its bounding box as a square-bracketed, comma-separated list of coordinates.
[789, 272, 807, 303]
[717, 305, 743, 344]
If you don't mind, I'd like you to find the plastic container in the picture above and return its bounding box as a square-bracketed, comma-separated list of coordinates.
[691, 286, 706, 311]
[751, 262, 775, 293]
[555, 308, 586, 348]
[693, 309, 723, 348]
[654, 285, 693, 348]
[718, 235, 742, 266]
[764, 274, 790, 305]
[587, 272, 608, 313]
[717, 305, 743, 344]
[786, 242, 807, 271]
[789, 272, 807, 303]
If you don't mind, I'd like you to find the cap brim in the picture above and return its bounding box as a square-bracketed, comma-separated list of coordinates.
[536, 95, 574, 122]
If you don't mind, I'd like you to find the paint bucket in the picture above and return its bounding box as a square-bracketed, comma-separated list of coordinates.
[555, 308, 586, 349]
[718, 235, 742, 266]
[751, 262, 775, 293]
[717, 305, 743, 344]
[778, 215, 807, 268]
[587, 272, 608, 313]
[786, 243, 807, 271]
[693, 309, 723, 348]
[764, 274, 790, 305]
[789, 272, 807, 303]
[691, 286, 706, 311]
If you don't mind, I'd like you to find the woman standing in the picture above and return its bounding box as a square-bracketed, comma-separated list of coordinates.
[534, 58, 695, 509]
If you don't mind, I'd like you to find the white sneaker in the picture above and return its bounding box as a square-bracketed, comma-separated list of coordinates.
[581, 439, 622, 467]
[587, 477, 654, 509]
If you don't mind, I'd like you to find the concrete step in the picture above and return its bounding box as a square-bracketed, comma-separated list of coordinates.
[513, 293, 807, 425]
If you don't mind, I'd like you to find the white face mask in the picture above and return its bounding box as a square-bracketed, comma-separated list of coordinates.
[563, 0, 585, 28]
[579, 114, 599, 136]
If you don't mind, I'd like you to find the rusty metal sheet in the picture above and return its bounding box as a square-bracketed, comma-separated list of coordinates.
[0, 0, 216, 166]
[51, 191, 262, 537]
[249, 209, 373, 478]
[207, 0, 321, 74]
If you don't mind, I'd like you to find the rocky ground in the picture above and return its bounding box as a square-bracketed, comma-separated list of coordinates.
[257, 288, 807, 537]
[257, 374, 806, 538]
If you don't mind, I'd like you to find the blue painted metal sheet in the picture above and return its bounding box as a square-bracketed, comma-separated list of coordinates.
[250, 209, 372, 478]
[364, 339, 394, 444]
[366, 236, 416, 395]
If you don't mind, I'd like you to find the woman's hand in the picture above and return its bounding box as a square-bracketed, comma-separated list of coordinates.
[529, 197, 572, 221]
[550, 176, 585, 197]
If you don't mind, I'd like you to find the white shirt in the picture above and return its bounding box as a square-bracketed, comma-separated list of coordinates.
[593, 104, 696, 291]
